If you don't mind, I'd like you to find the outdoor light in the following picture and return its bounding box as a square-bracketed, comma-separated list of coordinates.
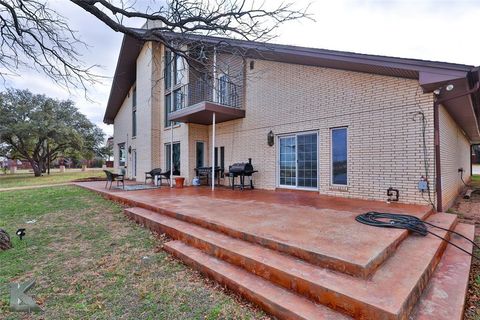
[16, 228, 26, 240]
[433, 89, 441, 95]
[267, 130, 274, 146]
[446, 84, 454, 91]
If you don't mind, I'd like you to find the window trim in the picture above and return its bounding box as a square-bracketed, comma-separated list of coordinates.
[165, 142, 181, 175]
[196, 141, 205, 169]
[276, 130, 319, 191]
[118, 143, 126, 167]
[330, 126, 348, 187]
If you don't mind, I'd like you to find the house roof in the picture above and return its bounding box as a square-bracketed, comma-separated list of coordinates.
[104, 31, 480, 141]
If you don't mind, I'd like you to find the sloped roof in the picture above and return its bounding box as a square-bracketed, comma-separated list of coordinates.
[104, 32, 479, 140]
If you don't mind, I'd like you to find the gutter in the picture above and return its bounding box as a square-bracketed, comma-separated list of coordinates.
[433, 79, 480, 211]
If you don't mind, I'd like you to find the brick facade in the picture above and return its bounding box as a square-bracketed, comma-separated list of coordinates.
[112, 42, 472, 209]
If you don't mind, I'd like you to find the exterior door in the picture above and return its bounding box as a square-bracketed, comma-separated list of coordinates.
[278, 132, 318, 189]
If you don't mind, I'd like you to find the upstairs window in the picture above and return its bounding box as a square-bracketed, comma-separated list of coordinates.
[132, 87, 137, 137]
[331, 127, 348, 185]
[174, 54, 185, 85]
[218, 74, 230, 105]
[132, 86, 137, 107]
[165, 50, 172, 89]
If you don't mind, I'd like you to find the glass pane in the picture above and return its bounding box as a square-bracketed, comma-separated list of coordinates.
[165, 51, 172, 89]
[332, 128, 348, 185]
[118, 144, 126, 167]
[196, 142, 204, 168]
[165, 93, 171, 127]
[165, 143, 181, 175]
[132, 110, 136, 137]
[173, 89, 184, 111]
[279, 136, 296, 186]
[175, 54, 185, 85]
[297, 133, 318, 188]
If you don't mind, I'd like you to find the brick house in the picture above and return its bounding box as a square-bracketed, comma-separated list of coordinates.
[104, 31, 480, 212]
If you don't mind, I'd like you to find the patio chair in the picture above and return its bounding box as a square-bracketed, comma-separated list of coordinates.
[103, 170, 125, 189]
[145, 168, 162, 184]
[159, 170, 171, 185]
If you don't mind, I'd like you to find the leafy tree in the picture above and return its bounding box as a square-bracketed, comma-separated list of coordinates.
[0, 89, 105, 176]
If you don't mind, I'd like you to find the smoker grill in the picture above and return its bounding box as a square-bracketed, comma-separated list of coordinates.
[228, 158, 258, 190]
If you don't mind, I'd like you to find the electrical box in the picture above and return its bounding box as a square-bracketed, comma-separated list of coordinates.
[418, 180, 428, 192]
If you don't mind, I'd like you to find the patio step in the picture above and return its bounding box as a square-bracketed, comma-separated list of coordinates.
[411, 222, 475, 320]
[124, 207, 464, 319]
[163, 240, 352, 320]
[118, 194, 433, 278]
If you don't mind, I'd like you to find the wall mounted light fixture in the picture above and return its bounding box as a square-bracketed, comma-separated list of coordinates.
[267, 130, 274, 146]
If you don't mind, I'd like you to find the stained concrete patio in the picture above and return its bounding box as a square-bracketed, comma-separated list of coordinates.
[77, 181, 432, 278]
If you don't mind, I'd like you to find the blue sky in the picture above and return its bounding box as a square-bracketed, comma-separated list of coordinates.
[1, 0, 479, 137]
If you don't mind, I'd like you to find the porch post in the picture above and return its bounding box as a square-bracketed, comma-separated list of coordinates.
[170, 126, 173, 188]
[212, 112, 216, 191]
[169, 51, 175, 188]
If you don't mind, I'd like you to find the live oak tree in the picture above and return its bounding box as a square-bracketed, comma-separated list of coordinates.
[0, 0, 309, 90]
[0, 89, 105, 176]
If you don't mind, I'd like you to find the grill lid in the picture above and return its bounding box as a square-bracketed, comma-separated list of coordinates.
[229, 162, 254, 174]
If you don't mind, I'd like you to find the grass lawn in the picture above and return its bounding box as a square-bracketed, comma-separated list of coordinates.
[0, 186, 267, 319]
[0, 170, 104, 189]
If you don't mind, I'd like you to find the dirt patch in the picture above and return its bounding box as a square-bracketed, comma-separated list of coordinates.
[448, 188, 480, 319]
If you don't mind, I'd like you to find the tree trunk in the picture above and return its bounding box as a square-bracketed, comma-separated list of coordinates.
[0, 229, 12, 251]
[30, 160, 42, 177]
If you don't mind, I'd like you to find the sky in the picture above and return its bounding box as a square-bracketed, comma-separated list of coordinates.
[1, 0, 480, 138]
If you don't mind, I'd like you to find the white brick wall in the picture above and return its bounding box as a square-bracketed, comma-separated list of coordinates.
[439, 104, 471, 210]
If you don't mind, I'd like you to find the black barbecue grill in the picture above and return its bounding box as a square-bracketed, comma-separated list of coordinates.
[228, 158, 258, 190]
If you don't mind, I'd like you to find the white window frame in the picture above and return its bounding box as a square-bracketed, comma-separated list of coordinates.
[276, 130, 319, 191]
[330, 127, 349, 187]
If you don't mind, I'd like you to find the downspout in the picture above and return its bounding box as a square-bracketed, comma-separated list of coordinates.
[433, 80, 480, 211]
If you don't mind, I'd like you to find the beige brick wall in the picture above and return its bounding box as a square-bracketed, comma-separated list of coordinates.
[439, 104, 471, 210]
[114, 45, 475, 208]
[113, 86, 134, 178]
[211, 59, 436, 205]
[114, 43, 154, 181]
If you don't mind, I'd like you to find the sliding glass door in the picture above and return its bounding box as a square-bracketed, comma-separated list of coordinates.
[278, 132, 318, 189]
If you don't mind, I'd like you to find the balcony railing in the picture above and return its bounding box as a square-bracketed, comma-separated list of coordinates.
[170, 78, 242, 113]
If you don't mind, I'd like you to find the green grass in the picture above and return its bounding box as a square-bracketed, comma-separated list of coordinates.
[0, 169, 104, 189]
[0, 186, 267, 319]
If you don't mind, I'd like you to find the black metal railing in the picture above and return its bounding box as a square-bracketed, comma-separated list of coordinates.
[170, 78, 242, 112]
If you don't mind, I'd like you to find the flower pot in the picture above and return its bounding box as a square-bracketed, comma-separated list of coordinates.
[175, 177, 185, 188]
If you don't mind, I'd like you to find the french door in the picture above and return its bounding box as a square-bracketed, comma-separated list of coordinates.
[278, 132, 318, 189]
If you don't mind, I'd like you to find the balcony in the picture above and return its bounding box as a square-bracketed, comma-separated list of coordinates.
[168, 78, 245, 125]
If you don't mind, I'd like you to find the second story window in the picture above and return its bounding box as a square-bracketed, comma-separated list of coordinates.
[164, 49, 185, 128]
[132, 87, 137, 137]
[218, 74, 229, 105]
[165, 50, 172, 89]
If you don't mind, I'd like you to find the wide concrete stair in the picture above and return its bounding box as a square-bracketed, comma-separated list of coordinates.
[124, 207, 474, 320]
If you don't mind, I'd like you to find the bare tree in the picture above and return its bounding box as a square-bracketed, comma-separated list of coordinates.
[0, 0, 309, 91]
[0, 0, 97, 90]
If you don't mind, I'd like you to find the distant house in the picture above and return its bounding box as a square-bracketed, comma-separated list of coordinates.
[104, 29, 479, 212]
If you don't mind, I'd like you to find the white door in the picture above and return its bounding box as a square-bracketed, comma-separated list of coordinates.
[278, 132, 318, 189]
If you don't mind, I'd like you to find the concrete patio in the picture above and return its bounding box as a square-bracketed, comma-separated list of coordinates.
[76, 181, 474, 320]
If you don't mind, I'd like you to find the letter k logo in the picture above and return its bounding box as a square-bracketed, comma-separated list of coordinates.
[10, 279, 41, 312]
